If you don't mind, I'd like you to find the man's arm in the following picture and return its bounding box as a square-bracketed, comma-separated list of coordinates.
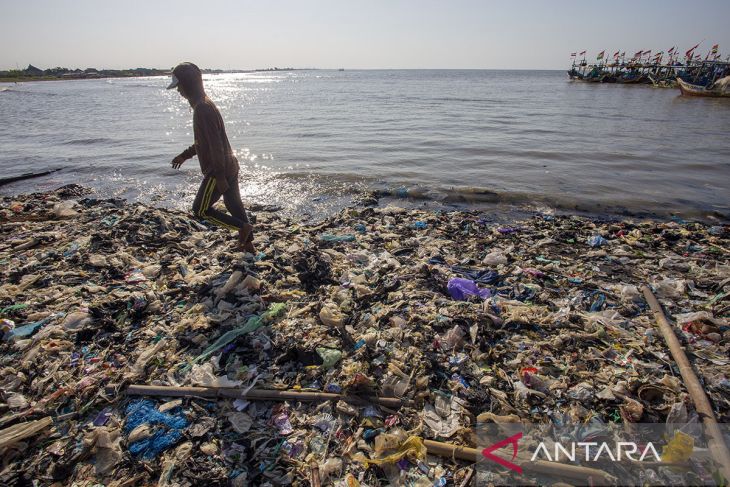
[171, 144, 196, 169]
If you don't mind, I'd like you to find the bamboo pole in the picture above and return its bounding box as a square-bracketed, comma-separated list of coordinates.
[0, 168, 63, 187]
[423, 439, 616, 484]
[642, 285, 730, 483]
[125, 385, 410, 409]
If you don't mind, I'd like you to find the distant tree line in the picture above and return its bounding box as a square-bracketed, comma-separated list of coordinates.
[0, 64, 169, 81]
[1, 64, 303, 81]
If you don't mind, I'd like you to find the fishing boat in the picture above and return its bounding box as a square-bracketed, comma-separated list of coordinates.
[582, 66, 606, 82]
[567, 48, 730, 94]
[677, 76, 730, 97]
[648, 73, 677, 88]
[615, 70, 645, 84]
[567, 67, 584, 80]
[600, 72, 617, 83]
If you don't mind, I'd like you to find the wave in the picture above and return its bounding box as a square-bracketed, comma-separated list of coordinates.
[230, 170, 729, 221]
[369, 184, 729, 221]
[228, 169, 728, 221]
[119, 83, 162, 89]
[0, 88, 59, 97]
[62, 137, 117, 146]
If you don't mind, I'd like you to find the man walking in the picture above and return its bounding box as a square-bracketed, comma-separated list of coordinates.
[167, 62, 255, 253]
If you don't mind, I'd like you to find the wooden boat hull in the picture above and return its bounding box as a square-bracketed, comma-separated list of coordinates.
[648, 74, 677, 88]
[616, 75, 644, 84]
[567, 69, 585, 80]
[568, 68, 585, 81]
[600, 73, 617, 83]
[677, 78, 730, 97]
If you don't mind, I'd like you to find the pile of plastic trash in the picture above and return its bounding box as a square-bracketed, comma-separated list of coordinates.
[0, 185, 728, 485]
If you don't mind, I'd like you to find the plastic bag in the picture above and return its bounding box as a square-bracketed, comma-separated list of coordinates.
[447, 278, 491, 300]
[352, 436, 427, 466]
[319, 302, 345, 327]
[316, 347, 342, 370]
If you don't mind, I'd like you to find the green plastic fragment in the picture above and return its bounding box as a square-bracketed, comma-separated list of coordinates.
[0, 304, 29, 315]
[316, 347, 343, 370]
[187, 302, 286, 368]
[319, 233, 355, 242]
[708, 291, 728, 305]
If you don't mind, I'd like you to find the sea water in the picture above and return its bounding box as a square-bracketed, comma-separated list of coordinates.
[1, 70, 728, 220]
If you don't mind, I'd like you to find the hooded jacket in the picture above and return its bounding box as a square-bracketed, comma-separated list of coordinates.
[175, 63, 239, 194]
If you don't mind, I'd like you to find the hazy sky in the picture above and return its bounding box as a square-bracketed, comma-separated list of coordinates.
[2, 0, 728, 70]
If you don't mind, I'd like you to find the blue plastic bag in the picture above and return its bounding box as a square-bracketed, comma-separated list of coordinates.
[447, 278, 491, 301]
[124, 400, 189, 460]
[587, 235, 607, 247]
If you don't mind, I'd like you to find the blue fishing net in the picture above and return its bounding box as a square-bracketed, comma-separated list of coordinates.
[124, 400, 189, 460]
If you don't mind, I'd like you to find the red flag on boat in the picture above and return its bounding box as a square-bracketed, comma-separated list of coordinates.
[668, 47, 675, 54]
[704, 46, 718, 60]
[570, 52, 576, 57]
[632, 50, 643, 60]
[613, 51, 620, 59]
[579, 50, 586, 56]
[685, 43, 700, 58]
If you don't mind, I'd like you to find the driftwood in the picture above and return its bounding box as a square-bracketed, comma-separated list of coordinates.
[125, 384, 411, 409]
[0, 416, 53, 450]
[642, 285, 730, 483]
[0, 168, 63, 187]
[310, 461, 321, 487]
[423, 439, 616, 485]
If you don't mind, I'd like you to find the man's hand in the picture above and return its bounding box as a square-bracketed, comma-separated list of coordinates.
[171, 155, 185, 169]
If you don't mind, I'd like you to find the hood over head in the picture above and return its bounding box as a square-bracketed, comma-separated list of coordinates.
[168, 62, 205, 100]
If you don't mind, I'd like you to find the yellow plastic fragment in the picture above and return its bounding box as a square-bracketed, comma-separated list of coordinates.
[661, 430, 694, 463]
[352, 436, 427, 466]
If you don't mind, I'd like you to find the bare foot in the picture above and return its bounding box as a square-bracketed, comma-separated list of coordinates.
[237, 223, 253, 246]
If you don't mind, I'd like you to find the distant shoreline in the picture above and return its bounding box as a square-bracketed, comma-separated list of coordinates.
[0, 68, 578, 84]
[0, 67, 310, 83]
[0, 69, 575, 84]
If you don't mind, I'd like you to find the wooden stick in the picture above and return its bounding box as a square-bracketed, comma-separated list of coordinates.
[310, 461, 321, 487]
[125, 385, 410, 409]
[458, 467, 475, 487]
[0, 416, 53, 450]
[423, 440, 615, 485]
[641, 285, 730, 483]
[0, 168, 63, 187]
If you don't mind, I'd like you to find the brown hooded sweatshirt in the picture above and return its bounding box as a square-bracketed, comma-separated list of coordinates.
[175, 64, 239, 194]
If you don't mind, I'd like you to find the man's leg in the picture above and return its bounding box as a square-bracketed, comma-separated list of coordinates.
[223, 175, 256, 252]
[193, 175, 246, 232]
[192, 175, 218, 219]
